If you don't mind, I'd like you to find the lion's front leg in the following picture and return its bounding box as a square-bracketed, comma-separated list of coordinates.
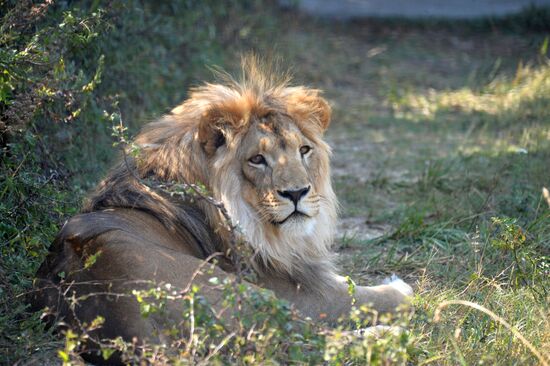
[352, 275, 413, 314]
[259, 274, 413, 323]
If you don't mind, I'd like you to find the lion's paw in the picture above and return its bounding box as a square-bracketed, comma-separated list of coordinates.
[382, 274, 413, 296]
[353, 325, 405, 338]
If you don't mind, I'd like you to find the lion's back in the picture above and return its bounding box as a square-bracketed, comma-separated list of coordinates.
[30, 209, 203, 317]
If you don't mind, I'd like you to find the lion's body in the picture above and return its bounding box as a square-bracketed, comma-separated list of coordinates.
[31, 58, 412, 363]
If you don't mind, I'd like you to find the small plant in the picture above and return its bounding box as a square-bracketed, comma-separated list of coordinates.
[489, 216, 548, 300]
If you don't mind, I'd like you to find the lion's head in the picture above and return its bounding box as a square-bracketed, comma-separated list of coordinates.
[86, 58, 338, 287]
[202, 88, 337, 277]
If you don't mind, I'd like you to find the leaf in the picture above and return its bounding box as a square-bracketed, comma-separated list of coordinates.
[57, 350, 69, 362]
[540, 36, 549, 56]
[102, 348, 115, 360]
[90, 315, 105, 329]
[84, 250, 102, 269]
[345, 276, 357, 305]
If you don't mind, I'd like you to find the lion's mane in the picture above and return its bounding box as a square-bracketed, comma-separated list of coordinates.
[83, 59, 339, 293]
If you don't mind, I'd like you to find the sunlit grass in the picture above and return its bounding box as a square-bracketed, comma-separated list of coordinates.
[316, 22, 550, 366]
[394, 62, 550, 123]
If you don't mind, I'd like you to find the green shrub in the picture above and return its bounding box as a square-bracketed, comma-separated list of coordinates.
[0, 1, 281, 363]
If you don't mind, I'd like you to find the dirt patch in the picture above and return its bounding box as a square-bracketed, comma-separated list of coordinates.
[329, 141, 377, 182]
[336, 216, 391, 242]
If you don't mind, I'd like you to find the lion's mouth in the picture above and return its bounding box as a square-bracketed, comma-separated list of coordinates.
[271, 211, 310, 226]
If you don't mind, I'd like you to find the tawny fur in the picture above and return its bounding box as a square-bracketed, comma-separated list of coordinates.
[31, 57, 412, 364]
[83, 59, 337, 293]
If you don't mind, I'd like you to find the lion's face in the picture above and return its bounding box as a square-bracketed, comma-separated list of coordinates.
[238, 114, 325, 232]
[192, 82, 337, 266]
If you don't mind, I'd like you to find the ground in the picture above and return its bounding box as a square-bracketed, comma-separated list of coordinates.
[1, 3, 549, 365]
[258, 15, 550, 364]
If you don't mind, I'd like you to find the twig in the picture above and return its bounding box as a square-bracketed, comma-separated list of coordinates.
[434, 300, 549, 366]
[197, 332, 236, 366]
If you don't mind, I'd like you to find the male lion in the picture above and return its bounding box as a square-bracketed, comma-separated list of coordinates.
[31, 58, 412, 362]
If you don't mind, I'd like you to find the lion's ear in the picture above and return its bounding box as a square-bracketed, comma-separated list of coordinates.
[284, 88, 332, 132]
[198, 110, 228, 156]
[198, 103, 246, 156]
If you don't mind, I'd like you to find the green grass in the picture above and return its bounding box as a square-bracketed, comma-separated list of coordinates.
[273, 16, 550, 365]
[1, 1, 549, 364]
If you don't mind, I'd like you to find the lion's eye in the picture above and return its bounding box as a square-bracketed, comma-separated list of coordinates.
[249, 154, 267, 165]
[300, 145, 312, 156]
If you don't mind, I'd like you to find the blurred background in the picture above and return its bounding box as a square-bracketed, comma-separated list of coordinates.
[1, 1, 549, 364]
[282, 0, 550, 20]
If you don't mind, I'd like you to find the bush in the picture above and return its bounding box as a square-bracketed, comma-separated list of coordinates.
[0, 0, 279, 363]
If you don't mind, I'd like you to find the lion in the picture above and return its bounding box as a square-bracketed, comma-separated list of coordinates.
[31, 58, 413, 363]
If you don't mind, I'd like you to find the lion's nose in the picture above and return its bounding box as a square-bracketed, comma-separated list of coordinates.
[277, 186, 310, 205]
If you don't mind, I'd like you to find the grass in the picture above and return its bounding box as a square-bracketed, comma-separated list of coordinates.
[269, 15, 550, 365]
[1, 1, 549, 364]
